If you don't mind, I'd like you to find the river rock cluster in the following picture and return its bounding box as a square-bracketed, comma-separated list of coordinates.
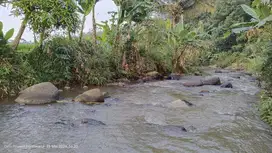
[15, 70, 234, 105]
[15, 82, 106, 105]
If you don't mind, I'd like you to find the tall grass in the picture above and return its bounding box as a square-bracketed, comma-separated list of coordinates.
[16, 43, 36, 53]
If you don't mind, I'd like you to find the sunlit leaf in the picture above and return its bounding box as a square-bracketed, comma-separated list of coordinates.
[4, 28, 14, 40]
[241, 4, 260, 20]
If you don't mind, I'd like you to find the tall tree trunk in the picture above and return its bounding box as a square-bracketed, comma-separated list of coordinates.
[39, 28, 45, 45]
[33, 32, 37, 44]
[113, 23, 120, 53]
[67, 29, 72, 40]
[92, 6, 97, 50]
[79, 15, 86, 42]
[12, 14, 29, 50]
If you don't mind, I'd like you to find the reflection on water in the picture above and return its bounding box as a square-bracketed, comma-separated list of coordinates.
[0, 70, 271, 153]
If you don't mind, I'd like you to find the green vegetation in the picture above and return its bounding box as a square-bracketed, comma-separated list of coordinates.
[1, 0, 272, 126]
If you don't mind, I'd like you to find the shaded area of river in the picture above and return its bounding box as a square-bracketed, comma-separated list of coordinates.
[0, 69, 271, 153]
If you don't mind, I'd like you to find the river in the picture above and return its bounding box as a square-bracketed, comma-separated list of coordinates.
[0, 69, 271, 153]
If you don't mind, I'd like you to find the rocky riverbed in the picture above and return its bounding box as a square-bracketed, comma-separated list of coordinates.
[0, 68, 271, 153]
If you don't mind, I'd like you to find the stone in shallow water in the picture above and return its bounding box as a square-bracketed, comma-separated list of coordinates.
[144, 112, 166, 125]
[74, 88, 104, 103]
[166, 99, 192, 108]
[221, 82, 233, 88]
[81, 118, 106, 126]
[167, 73, 181, 80]
[183, 80, 203, 87]
[202, 77, 221, 85]
[162, 125, 187, 137]
[15, 82, 60, 105]
[163, 125, 187, 132]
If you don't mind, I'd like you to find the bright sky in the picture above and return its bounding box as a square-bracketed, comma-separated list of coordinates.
[0, 0, 117, 41]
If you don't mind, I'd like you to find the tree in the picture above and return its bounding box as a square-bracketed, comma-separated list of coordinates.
[11, 0, 80, 49]
[29, 0, 79, 44]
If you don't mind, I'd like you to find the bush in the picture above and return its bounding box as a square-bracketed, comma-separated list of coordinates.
[28, 37, 114, 86]
[261, 41, 272, 90]
[260, 92, 272, 126]
[0, 45, 37, 98]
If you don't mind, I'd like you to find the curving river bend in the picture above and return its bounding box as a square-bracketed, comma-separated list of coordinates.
[0, 69, 272, 153]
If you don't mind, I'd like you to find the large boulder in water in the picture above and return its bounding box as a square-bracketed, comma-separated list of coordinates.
[15, 82, 60, 105]
[183, 77, 221, 87]
[74, 88, 104, 103]
[201, 77, 221, 85]
[183, 80, 203, 87]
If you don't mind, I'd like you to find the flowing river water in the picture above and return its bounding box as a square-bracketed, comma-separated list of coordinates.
[0, 69, 272, 153]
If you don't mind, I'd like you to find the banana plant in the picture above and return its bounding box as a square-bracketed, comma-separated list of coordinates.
[231, 2, 272, 33]
[112, 0, 153, 53]
[0, 21, 14, 46]
[77, 0, 99, 43]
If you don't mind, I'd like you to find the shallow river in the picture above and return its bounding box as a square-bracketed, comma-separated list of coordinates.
[0, 69, 271, 153]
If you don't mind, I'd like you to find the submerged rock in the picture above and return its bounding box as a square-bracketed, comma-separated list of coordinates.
[15, 82, 60, 105]
[200, 90, 210, 93]
[186, 125, 197, 132]
[221, 82, 233, 88]
[163, 125, 187, 133]
[166, 99, 192, 108]
[144, 112, 166, 125]
[81, 118, 106, 126]
[74, 88, 104, 103]
[231, 74, 241, 79]
[162, 125, 187, 137]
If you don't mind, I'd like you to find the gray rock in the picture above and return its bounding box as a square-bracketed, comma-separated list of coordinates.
[202, 77, 221, 85]
[221, 82, 233, 88]
[183, 80, 203, 87]
[74, 88, 104, 103]
[183, 77, 221, 87]
[15, 82, 59, 105]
